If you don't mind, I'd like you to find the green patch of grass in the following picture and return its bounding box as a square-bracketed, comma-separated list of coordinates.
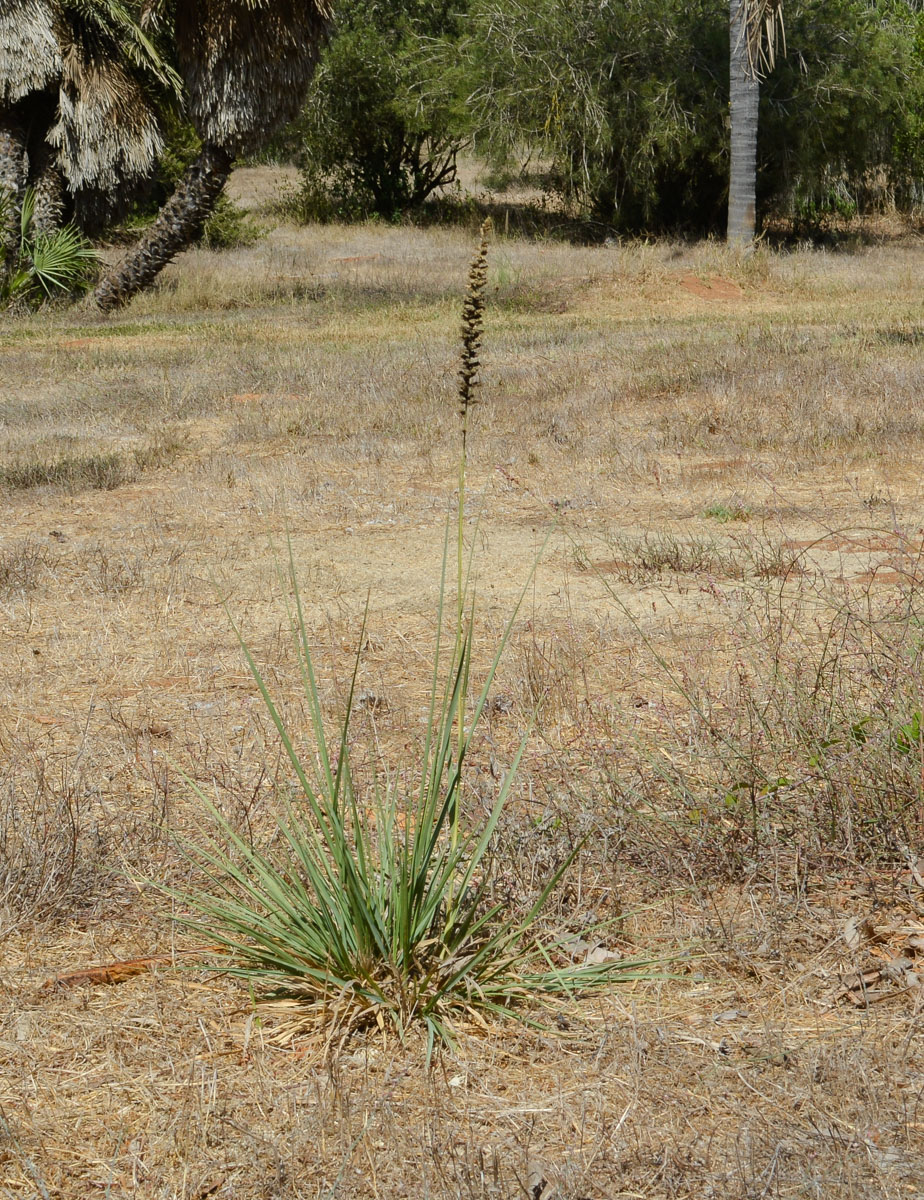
[703, 499, 752, 523]
[84, 319, 207, 339]
[0, 435, 183, 495]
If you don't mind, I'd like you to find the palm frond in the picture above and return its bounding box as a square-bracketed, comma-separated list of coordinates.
[742, 0, 786, 78]
[64, 0, 183, 95]
[3, 0, 180, 202]
[1, 185, 98, 304]
[0, 0, 62, 105]
[28, 223, 98, 296]
[176, 0, 332, 153]
[49, 44, 163, 190]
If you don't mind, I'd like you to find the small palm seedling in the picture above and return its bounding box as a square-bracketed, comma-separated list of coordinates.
[0, 188, 98, 307]
[170, 224, 661, 1056]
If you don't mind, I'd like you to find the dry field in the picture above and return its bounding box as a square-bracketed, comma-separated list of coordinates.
[1, 175, 924, 1197]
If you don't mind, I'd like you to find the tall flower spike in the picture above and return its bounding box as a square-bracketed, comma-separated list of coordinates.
[458, 218, 492, 451]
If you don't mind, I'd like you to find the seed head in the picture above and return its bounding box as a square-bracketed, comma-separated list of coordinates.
[458, 218, 492, 430]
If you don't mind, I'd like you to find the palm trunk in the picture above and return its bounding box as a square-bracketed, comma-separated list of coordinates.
[728, 0, 760, 248]
[93, 142, 233, 313]
[28, 145, 66, 236]
[25, 101, 66, 237]
[0, 108, 28, 279]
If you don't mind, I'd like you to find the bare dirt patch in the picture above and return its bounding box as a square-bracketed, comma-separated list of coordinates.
[679, 273, 745, 301]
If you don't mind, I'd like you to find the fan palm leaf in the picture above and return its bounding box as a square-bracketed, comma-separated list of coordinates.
[1, 185, 98, 305]
[68, 0, 181, 92]
[28, 220, 99, 296]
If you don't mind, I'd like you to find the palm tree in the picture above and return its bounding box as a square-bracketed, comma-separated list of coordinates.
[0, 1, 57, 270]
[0, 0, 178, 269]
[94, 0, 331, 312]
[727, 0, 784, 247]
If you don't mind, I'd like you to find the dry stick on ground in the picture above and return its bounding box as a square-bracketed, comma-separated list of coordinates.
[40, 945, 227, 992]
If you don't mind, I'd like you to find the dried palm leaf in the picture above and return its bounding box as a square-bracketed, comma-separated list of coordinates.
[176, 0, 332, 153]
[0, 0, 62, 105]
[49, 35, 162, 191]
[743, 0, 786, 78]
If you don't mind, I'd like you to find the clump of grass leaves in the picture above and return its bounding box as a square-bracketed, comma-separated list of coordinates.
[171, 219, 659, 1056]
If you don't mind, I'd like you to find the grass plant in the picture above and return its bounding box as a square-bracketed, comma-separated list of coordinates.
[171, 221, 660, 1055]
[703, 498, 752, 523]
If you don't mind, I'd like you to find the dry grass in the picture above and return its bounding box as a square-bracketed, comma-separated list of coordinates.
[1, 171, 923, 1197]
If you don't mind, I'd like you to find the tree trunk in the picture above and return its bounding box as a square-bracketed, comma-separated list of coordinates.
[28, 142, 65, 236]
[728, 0, 760, 248]
[0, 107, 28, 279]
[93, 142, 233, 313]
[30, 159, 65, 236]
[26, 98, 65, 236]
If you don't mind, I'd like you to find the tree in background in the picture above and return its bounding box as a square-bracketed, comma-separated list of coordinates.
[0, 0, 177, 288]
[466, 0, 923, 237]
[467, 0, 729, 232]
[893, 1, 924, 212]
[762, 0, 924, 227]
[293, 0, 471, 220]
[94, 0, 330, 312]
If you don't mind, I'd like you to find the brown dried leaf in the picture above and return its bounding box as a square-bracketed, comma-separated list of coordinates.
[41, 954, 175, 992]
[843, 914, 875, 951]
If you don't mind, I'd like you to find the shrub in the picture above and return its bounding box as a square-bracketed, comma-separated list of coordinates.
[465, 0, 730, 231]
[761, 0, 924, 224]
[591, 558, 924, 870]
[0, 758, 107, 937]
[198, 194, 265, 250]
[290, 0, 471, 221]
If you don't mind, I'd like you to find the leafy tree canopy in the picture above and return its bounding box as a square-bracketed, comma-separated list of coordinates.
[291, 0, 473, 219]
[463, 0, 924, 233]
